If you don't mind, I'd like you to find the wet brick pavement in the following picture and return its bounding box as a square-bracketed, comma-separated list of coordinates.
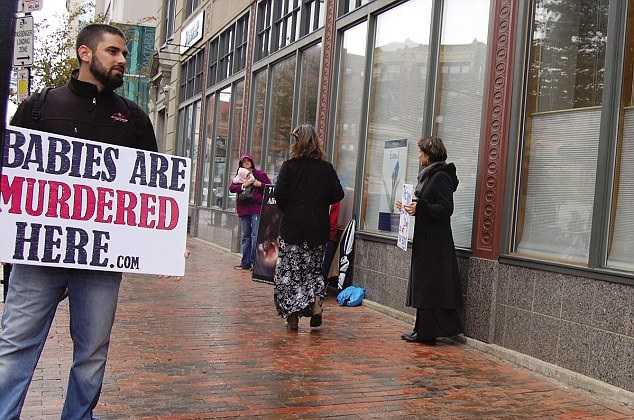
[2, 239, 633, 419]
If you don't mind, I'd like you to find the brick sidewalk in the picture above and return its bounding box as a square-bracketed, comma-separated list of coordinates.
[2, 239, 633, 419]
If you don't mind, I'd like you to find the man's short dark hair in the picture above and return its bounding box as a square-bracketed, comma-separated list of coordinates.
[76, 24, 126, 62]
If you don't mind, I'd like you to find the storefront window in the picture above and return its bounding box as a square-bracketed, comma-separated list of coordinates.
[211, 87, 232, 208]
[515, 0, 609, 263]
[190, 101, 201, 205]
[334, 22, 367, 227]
[361, 0, 432, 235]
[251, 70, 268, 167]
[266, 56, 296, 181]
[339, 0, 371, 16]
[433, 0, 490, 248]
[201, 94, 216, 207]
[297, 43, 322, 126]
[607, 4, 634, 271]
[227, 80, 245, 211]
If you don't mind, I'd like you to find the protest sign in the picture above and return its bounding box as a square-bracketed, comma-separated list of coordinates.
[397, 183, 414, 251]
[1, 126, 190, 276]
[252, 185, 281, 284]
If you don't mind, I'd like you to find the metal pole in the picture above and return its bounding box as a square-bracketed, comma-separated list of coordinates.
[1, 0, 20, 301]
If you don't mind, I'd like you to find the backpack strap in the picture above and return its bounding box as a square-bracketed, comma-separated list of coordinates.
[31, 87, 53, 122]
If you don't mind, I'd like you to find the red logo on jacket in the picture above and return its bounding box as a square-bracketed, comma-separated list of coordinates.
[110, 112, 129, 123]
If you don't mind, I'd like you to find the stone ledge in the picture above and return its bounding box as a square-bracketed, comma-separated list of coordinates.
[363, 298, 634, 408]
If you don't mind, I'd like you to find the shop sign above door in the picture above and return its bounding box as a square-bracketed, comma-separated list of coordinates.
[181, 10, 204, 54]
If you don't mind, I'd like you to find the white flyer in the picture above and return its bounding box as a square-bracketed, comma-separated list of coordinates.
[397, 183, 414, 251]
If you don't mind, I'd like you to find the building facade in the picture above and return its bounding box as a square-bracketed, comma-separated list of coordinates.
[94, 0, 161, 112]
[150, 0, 634, 394]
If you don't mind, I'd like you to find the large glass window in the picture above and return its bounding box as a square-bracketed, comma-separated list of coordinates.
[180, 50, 205, 102]
[256, 0, 274, 59]
[185, 0, 200, 19]
[514, 0, 609, 263]
[251, 70, 268, 167]
[607, 4, 634, 271]
[211, 87, 232, 208]
[201, 94, 216, 207]
[297, 43, 322, 125]
[208, 13, 249, 86]
[339, 0, 371, 16]
[333, 22, 367, 227]
[227, 81, 245, 210]
[179, 102, 202, 205]
[432, 0, 490, 248]
[207, 39, 219, 87]
[256, 0, 325, 60]
[266, 56, 296, 180]
[361, 0, 433, 235]
[162, 0, 176, 43]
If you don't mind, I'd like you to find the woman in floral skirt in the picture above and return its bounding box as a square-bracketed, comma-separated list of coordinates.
[273, 124, 344, 330]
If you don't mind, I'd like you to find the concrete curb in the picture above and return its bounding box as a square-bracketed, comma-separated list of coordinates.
[363, 298, 634, 408]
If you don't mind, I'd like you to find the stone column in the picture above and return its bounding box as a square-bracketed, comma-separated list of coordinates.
[316, 0, 337, 143]
[466, 0, 519, 343]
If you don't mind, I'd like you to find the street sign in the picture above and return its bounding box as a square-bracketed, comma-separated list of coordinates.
[17, 0, 43, 13]
[17, 68, 30, 103]
[13, 15, 34, 67]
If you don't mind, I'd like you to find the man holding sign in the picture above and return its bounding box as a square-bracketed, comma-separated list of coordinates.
[0, 24, 169, 419]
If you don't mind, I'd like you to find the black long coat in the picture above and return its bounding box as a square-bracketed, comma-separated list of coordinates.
[406, 163, 462, 309]
[274, 157, 344, 246]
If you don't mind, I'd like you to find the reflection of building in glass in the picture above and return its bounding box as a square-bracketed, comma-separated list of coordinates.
[117, 24, 156, 113]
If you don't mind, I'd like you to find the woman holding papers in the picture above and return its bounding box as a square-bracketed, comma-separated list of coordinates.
[396, 137, 463, 345]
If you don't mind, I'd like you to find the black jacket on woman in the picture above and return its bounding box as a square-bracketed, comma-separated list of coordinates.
[407, 162, 462, 310]
[274, 158, 344, 246]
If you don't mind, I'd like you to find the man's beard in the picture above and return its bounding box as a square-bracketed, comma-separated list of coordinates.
[90, 56, 124, 90]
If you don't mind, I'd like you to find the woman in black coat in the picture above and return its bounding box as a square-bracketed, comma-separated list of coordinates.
[274, 124, 344, 331]
[397, 136, 463, 345]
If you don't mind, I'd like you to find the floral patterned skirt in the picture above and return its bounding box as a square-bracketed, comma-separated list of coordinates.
[274, 239, 326, 319]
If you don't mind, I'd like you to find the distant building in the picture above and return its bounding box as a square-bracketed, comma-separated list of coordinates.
[66, 0, 94, 57]
[93, 0, 161, 113]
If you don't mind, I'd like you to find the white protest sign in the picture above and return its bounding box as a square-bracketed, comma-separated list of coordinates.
[13, 15, 34, 67]
[1, 126, 190, 276]
[397, 183, 414, 251]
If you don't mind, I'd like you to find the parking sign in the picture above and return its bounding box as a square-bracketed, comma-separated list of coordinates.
[13, 15, 34, 67]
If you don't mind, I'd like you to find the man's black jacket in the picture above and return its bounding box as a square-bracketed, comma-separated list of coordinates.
[11, 71, 158, 152]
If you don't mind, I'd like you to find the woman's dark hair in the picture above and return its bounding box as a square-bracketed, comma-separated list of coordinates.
[290, 124, 323, 160]
[417, 136, 447, 163]
[76, 24, 126, 62]
[239, 156, 254, 169]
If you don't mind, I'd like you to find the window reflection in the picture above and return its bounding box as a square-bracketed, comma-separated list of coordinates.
[266, 56, 296, 181]
[334, 22, 367, 227]
[515, 0, 609, 263]
[433, 0, 490, 248]
[361, 0, 432, 235]
[201, 94, 216, 207]
[298, 43, 322, 126]
[212, 86, 232, 208]
[251, 70, 268, 167]
[607, 2, 634, 271]
[227, 81, 245, 210]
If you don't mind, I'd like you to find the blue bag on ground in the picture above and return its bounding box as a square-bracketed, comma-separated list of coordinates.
[337, 286, 365, 306]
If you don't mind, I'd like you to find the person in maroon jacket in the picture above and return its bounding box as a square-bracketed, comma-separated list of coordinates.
[229, 155, 271, 270]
